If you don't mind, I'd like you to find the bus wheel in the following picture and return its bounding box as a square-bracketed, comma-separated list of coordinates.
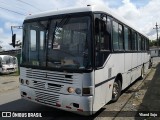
[148, 59, 152, 69]
[111, 80, 121, 102]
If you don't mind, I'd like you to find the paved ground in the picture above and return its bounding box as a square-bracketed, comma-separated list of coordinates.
[0, 75, 19, 93]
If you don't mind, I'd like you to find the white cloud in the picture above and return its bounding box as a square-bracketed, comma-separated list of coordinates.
[0, 28, 3, 33]
[111, 0, 160, 40]
[4, 22, 19, 30]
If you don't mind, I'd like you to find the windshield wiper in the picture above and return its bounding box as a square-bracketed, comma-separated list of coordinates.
[51, 15, 71, 49]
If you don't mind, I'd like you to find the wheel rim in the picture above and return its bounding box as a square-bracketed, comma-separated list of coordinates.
[141, 67, 144, 78]
[112, 82, 119, 99]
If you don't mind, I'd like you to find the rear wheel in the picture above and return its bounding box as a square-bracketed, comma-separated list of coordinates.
[111, 80, 121, 102]
[148, 59, 152, 69]
[140, 66, 144, 79]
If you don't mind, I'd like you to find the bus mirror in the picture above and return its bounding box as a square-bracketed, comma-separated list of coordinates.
[12, 34, 16, 48]
[102, 16, 106, 22]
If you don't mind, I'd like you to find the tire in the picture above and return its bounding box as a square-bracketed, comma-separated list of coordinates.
[148, 59, 152, 69]
[140, 66, 144, 80]
[111, 80, 121, 102]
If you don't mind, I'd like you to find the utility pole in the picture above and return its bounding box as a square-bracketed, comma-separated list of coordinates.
[153, 22, 160, 48]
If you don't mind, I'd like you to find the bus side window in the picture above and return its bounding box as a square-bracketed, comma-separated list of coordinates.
[118, 24, 124, 50]
[131, 30, 137, 51]
[112, 21, 119, 50]
[137, 34, 141, 51]
[141, 37, 145, 51]
[147, 39, 149, 51]
[124, 26, 129, 50]
[112, 21, 124, 51]
[128, 29, 132, 50]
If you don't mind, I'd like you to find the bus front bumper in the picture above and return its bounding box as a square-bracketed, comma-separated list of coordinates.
[20, 85, 93, 115]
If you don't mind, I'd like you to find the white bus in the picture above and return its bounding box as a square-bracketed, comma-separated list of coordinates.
[0, 55, 18, 74]
[17, 5, 150, 115]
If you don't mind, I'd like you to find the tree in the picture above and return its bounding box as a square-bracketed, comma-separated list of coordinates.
[149, 40, 158, 47]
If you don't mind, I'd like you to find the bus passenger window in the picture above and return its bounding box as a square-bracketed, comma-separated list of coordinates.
[112, 21, 119, 50]
[141, 37, 145, 50]
[128, 29, 132, 50]
[124, 26, 129, 50]
[138, 34, 141, 51]
[131, 30, 137, 50]
[119, 24, 123, 50]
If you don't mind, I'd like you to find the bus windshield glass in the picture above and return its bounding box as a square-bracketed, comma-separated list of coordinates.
[22, 15, 92, 70]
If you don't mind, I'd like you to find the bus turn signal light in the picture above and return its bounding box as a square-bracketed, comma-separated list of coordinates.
[82, 88, 90, 95]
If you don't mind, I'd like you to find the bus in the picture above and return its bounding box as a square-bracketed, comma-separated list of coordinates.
[17, 5, 151, 115]
[0, 55, 18, 74]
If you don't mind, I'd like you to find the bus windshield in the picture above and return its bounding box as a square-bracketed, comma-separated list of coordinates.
[22, 15, 92, 70]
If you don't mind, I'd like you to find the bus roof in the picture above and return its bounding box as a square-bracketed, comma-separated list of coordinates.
[25, 5, 148, 38]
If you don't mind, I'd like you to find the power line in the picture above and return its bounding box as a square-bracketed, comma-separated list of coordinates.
[0, 6, 26, 16]
[16, 0, 42, 11]
[1, 1, 27, 11]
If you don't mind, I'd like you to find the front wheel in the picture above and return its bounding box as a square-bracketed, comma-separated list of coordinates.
[111, 80, 121, 102]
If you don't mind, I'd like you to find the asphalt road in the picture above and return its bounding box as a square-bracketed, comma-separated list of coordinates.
[0, 57, 159, 120]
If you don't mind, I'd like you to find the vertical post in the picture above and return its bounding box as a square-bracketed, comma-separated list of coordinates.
[153, 22, 160, 48]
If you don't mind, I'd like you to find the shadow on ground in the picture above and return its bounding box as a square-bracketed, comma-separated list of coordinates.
[135, 63, 160, 120]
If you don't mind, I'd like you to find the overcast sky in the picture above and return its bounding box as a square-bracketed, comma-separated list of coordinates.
[0, 0, 159, 50]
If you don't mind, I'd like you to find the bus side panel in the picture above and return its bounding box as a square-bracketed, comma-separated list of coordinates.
[123, 53, 132, 89]
[93, 69, 110, 111]
[93, 54, 124, 111]
[131, 53, 138, 83]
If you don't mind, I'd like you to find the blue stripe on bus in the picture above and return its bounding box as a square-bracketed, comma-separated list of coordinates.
[95, 76, 116, 88]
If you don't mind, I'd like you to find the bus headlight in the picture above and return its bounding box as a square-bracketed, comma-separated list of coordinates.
[67, 87, 75, 93]
[75, 88, 81, 94]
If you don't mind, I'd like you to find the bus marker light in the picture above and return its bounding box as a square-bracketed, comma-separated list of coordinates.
[27, 97, 31, 99]
[75, 88, 81, 94]
[56, 103, 61, 107]
[77, 108, 83, 112]
[66, 106, 72, 109]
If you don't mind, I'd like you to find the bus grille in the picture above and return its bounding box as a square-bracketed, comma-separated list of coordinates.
[26, 69, 76, 84]
[35, 91, 59, 106]
[32, 81, 63, 93]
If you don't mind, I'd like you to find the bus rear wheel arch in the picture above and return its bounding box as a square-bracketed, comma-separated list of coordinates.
[111, 76, 122, 102]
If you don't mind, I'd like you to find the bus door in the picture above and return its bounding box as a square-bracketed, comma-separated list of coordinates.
[93, 14, 112, 111]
